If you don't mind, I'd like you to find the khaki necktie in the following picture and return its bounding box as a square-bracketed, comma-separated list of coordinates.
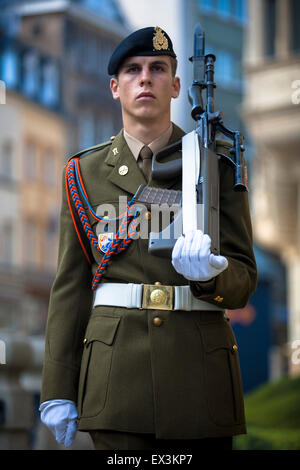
[139, 145, 153, 182]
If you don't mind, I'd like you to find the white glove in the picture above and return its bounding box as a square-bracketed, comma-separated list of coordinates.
[172, 230, 228, 282]
[39, 399, 78, 448]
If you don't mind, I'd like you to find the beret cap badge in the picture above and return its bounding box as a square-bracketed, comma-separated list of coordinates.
[153, 26, 169, 51]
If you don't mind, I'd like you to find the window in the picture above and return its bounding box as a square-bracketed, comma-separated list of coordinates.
[40, 61, 59, 107]
[78, 112, 95, 149]
[0, 222, 13, 265]
[82, 0, 123, 22]
[66, 23, 82, 70]
[97, 115, 114, 142]
[0, 140, 13, 180]
[32, 23, 42, 37]
[291, 0, 300, 53]
[214, 49, 242, 90]
[217, 0, 231, 17]
[231, 56, 243, 89]
[215, 50, 233, 85]
[265, 0, 276, 58]
[198, 0, 248, 22]
[84, 35, 98, 73]
[198, 0, 214, 11]
[22, 51, 39, 97]
[24, 141, 38, 181]
[1, 48, 19, 88]
[43, 149, 56, 186]
[44, 214, 58, 269]
[24, 219, 38, 266]
[233, 0, 247, 22]
[99, 40, 113, 73]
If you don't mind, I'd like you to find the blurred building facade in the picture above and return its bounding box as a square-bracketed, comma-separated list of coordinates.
[242, 0, 300, 375]
[0, 0, 128, 335]
[0, 40, 66, 336]
[0, 0, 128, 449]
[12, 0, 127, 153]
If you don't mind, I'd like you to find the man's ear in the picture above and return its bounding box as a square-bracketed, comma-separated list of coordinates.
[172, 76, 181, 99]
[110, 77, 120, 100]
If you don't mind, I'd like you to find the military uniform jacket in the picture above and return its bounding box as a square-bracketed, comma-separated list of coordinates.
[40, 124, 257, 439]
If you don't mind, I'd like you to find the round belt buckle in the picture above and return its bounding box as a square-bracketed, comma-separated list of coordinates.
[150, 288, 167, 305]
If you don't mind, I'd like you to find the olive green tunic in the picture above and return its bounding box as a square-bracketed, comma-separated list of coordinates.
[40, 123, 257, 439]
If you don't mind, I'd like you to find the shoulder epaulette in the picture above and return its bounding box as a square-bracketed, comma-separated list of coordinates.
[67, 140, 112, 162]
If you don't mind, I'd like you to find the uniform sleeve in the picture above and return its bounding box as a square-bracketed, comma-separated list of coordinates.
[189, 155, 257, 309]
[40, 166, 93, 404]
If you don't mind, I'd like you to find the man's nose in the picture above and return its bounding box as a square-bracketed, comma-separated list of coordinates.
[139, 67, 152, 85]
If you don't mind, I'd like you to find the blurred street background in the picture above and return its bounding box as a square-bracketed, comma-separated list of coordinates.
[0, 0, 299, 450]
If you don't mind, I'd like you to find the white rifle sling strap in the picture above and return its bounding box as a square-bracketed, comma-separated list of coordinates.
[182, 130, 202, 234]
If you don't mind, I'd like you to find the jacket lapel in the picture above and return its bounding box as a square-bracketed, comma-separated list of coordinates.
[105, 123, 186, 196]
[105, 130, 146, 196]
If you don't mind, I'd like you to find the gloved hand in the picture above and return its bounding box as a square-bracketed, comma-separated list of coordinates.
[172, 230, 228, 281]
[39, 399, 78, 448]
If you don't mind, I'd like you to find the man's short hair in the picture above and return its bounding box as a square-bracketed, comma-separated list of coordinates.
[170, 57, 178, 77]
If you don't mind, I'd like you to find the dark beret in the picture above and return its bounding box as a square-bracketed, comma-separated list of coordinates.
[108, 26, 176, 76]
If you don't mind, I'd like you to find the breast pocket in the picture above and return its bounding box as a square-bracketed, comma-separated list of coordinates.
[197, 320, 245, 427]
[78, 314, 121, 418]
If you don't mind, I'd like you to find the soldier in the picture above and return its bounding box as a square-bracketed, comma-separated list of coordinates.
[39, 27, 257, 451]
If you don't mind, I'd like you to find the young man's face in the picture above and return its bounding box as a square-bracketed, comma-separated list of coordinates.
[110, 55, 180, 123]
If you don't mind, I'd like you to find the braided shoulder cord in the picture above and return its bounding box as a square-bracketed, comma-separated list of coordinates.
[66, 158, 139, 290]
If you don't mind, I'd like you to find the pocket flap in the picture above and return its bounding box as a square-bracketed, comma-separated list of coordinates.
[201, 325, 234, 353]
[85, 315, 121, 346]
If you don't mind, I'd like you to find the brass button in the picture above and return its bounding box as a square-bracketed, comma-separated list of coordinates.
[150, 288, 167, 305]
[154, 281, 162, 285]
[232, 344, 238, 352]
[153, 317, 163, 326]
[144, 211, 151, 220]
[118, 165, 128, 176]
[110, 135, 115, 141]
[83, 338, 87, 345]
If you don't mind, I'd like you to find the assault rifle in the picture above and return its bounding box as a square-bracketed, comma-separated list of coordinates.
[133, 23, 248, 257]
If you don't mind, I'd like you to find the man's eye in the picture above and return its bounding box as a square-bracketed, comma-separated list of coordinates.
[127, 67, 139, 73]
[152, 65, 164, 71]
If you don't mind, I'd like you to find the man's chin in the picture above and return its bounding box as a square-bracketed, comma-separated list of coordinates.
[133, 108, 161, 121]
